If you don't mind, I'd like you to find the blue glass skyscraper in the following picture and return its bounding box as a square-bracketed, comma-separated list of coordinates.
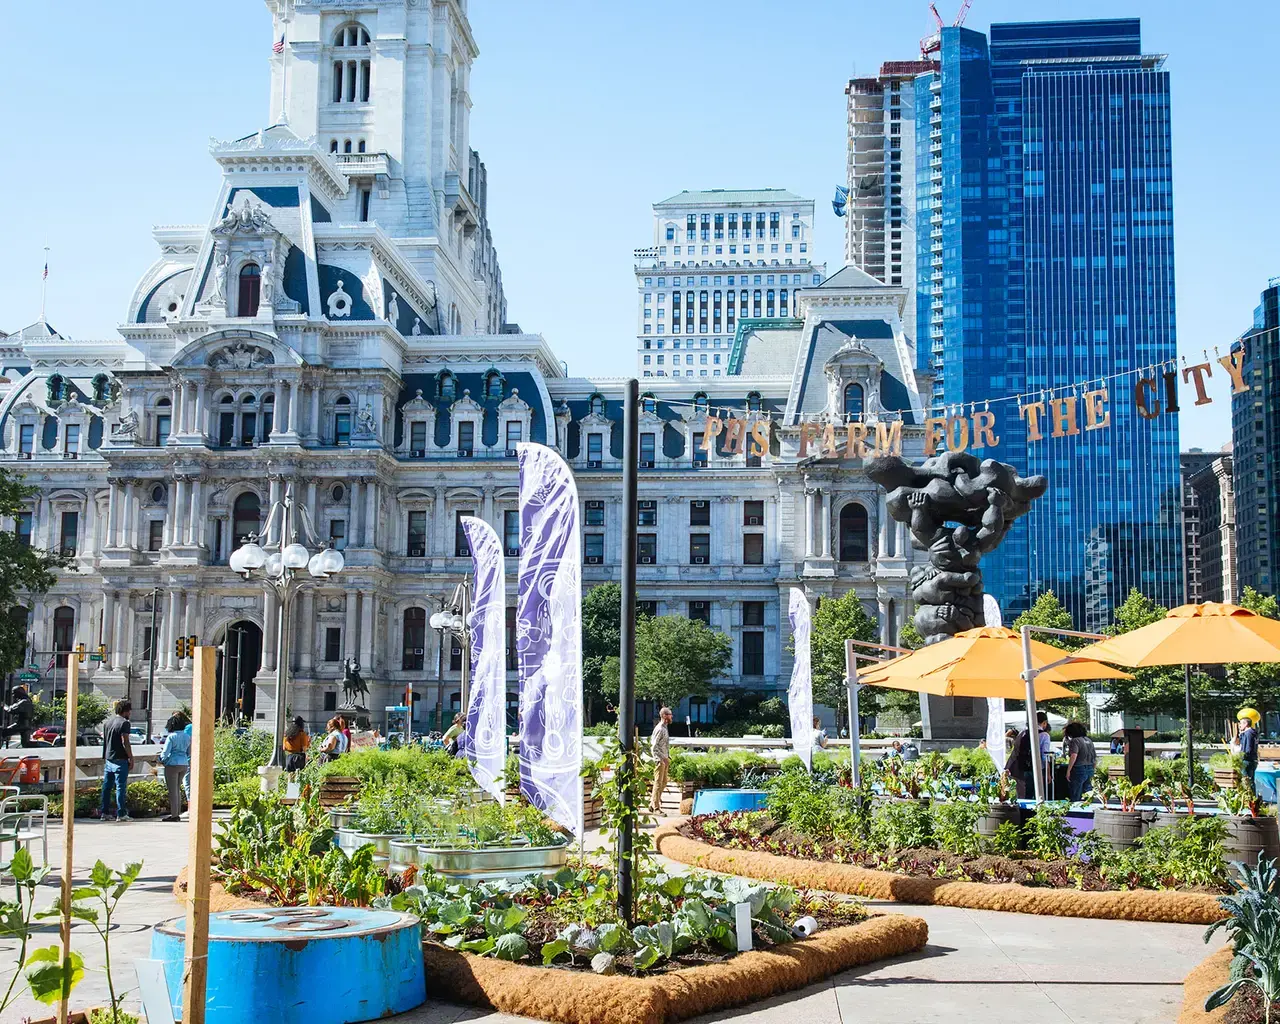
[913, 19, 1181, 628]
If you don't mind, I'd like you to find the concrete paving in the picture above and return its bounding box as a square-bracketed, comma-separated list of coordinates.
[1, 816, 1224, 1023]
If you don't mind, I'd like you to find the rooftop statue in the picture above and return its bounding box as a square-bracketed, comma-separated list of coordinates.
[867, 451, 1047, 644]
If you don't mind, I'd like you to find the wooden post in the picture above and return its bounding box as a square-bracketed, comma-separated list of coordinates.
[57, 655, 79, 1024]
[181, 646, 217, 1024]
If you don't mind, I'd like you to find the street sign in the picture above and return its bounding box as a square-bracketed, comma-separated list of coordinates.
[384, 705, 410, 712]
[18, 671, 39, 682]
[89, 653, 104, 663]
[28, 664, 38, 672]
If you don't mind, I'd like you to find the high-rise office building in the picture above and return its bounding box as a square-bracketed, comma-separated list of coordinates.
[849, 19, 1181, 625]
[1233, 278, 1280, 594]
[633, 190, 825, 377]
[1182, 448, 1236, 604]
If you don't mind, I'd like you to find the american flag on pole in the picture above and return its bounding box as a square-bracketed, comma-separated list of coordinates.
[272, 33, 285, 54]
[42, 261, 48, 280]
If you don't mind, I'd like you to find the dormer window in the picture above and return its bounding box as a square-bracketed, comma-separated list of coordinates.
[437, 371, 456, 402]
[332, 24, 371, 104]
[641, 393, 656, 415]
[484, 371, 503, 401]
[589, 394, 605, 416]
[843, 383, 865, 418]
[746, 391, 761, 413]
[693, 392, 708, 418]
[237, 263, 261, 317]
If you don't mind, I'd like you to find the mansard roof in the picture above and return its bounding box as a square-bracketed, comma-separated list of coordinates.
[654, 188, 806, 207]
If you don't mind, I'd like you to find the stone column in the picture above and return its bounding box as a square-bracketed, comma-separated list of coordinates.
[309, 385, 321, 442]
[299, 591, 314, 672]
[821, 490, 832, 559]
[171, 381, 182, 438]
[123, 481, 137, 550]
[306, 480, 318, 541]
[359, 591, 375, 672]
[878, 494, 889, 557]
[83, 495, 98, 559]
[101, 590, 115, 653]
[348, 480, 362, 547]
[106, 481, 119, 549]
[268, 475, 283, 543]
[188, 478, 204, 548]
[803, 488, 815, 558]
[433, 486, 447, 556]
[287, 380, 300, 436]
[481, 486, 494, 528]
[181, 594, 193, 667]
[262, 590, 278, 672]
[364, 479, 377, 548]
[164, 590, 180, 670]
[344, 593, 358, 664]
[112, 597, 126, 670]
[193, 382, 206, 438]
[170, 477, 188, 547]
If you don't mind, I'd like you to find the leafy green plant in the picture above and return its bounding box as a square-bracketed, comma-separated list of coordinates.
[38, 860, 141, 1021]
[1204, 857, 1280, 1022]
[1024, 804, 1074, 861]
[0, 847, 61, 1014]
[989, 820, 1023, 855]
[932, 800, 984, 857]
[213, 727, 275, 785]
[871, 800, 933, 851]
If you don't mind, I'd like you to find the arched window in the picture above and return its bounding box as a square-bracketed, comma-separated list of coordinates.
[641, 393, 656, 414]
[331, 24, 371, 104]
[437, 371, 456, 402]
[232, 493, 262, 548]
[330, 139, 339, 153]
[343, 139, 352, 153]
[237, 264, 261, 317]
[402, 608, 426, 671]
[746, 390, 761, 412]
[838, 503, 869, 563]
[357, 139, 366, 153]
[484, 371, 503, 400]
[333, 395, 351, 446]
[589, 394, 605, 416]
[843, 382, 864, 418]
[693, 392, 708, 417]
[52, 607, 75, 662]
[334, 23, 370, 47]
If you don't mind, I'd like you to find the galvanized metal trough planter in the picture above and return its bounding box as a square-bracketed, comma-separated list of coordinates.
[415, 841, 570, 882]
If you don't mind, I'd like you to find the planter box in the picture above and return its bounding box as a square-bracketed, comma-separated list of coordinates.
[975, 803, 1021, 838]
[1223, 814, 1280, 867]
[660, 780, 697, 816]
[416, 842, 570, 882]
[328, 807, 357, 830]
[318, 775, 362, 808]
[1213, 768, 1238, 791]
[1093, 808, 1147, 849]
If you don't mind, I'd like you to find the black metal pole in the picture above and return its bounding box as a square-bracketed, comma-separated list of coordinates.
[1180, 478, 1195, 788]
[617, 378, 639, 926]
[146, 587, 159, 742]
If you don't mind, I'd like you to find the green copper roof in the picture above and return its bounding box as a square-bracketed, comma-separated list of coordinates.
[654, 189, 807, 207]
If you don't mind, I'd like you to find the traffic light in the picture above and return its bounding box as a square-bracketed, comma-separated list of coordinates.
[75, 642, 86, 663]
[176, 636, 189, 659]
[189, 635, 200, 653]
[96, 644, 107, 661]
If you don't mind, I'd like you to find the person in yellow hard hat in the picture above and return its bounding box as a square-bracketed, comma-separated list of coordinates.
[1238, 709, 1260, 789]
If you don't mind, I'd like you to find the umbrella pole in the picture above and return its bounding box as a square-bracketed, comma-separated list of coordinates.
[1020, 626, 1045, 803]
[845, 640, 861, 788]
[1184, 664, 1194, 789]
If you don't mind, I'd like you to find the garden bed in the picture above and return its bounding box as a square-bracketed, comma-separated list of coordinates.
[422, 912, 927, 1024]
[1178, 946, 1232, 1024]
[657, 822, 1226, 924]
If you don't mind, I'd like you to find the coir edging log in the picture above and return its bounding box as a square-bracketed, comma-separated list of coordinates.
[175, 871, 928, 1024]
[424, 913, 928, 1024]
[655, 823, 1226, 925]
[1177, 947, 1232, 1024]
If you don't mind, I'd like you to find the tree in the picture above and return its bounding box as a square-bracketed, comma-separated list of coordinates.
[807, 590, 878, 734]
[603, 615, 732, 710]
[1100, 588, 1212, 720]
[1227, 587, 1280, 720]
[0, 468, 66, 675]
[581, 583, 622, 724]
[1010, 590, 1090, 721]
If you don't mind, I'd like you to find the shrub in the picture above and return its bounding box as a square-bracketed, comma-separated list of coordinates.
[932, 800, 984, 856]
[943, 746, 996, 780]
[871, 800, 933, 851]
[32, 691, 111, 730]
[307, 745, 473, 797]
[1143, 758, 1212, 792]
[214, 727, 275, 785]
[1024, 803, 1074, 860]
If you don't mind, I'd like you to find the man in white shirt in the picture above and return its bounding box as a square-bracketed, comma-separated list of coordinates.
[649, 707, 673, 813]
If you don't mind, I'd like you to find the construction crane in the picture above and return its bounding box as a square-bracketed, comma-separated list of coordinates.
[919, 0, 973, 59]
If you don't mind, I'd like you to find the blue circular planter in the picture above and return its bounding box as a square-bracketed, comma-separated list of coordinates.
[150, 906, 425, 1024]
[692, 788, 769, 815]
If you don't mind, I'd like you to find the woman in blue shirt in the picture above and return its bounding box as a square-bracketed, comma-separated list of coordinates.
[158, 714, 192, 821]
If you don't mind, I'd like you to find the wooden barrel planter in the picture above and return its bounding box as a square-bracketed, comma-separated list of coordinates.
[318, 775, 362, 808]
[1222, 815, 1280, 866]
[975, 803, 1021, 837]
[1092, 808, 1148, 849]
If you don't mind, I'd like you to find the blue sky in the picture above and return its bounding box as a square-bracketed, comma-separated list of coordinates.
[3, 1, 1275, 449]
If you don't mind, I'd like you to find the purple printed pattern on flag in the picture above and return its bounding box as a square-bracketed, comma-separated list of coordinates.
[459, 516, 506, 802]
[516, 443, 583, 835]
[788, 587, 813, 771]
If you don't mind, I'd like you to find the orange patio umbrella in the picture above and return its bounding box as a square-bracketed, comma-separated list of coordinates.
[1072, 603, 1280, 667]
[1072, 602, 1280, 787]
[857, 625, 1130, 701]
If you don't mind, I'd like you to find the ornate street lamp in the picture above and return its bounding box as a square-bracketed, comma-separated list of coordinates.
[430, 580, 471, 732]
[229, 487, 345, 767]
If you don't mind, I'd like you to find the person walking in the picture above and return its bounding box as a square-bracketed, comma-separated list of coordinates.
[283, 717, 310, 773]
[2, 685, 35, 748]
[158, 713, 191, 821]
[336, 715, 352, 754]
[99, 699, 134, 822]
[1239, 710, 1260, 790]
[810, 715, 829, 750]
[1005, 711, 1050, 799]
[648, 706, 672, 814]
[441, 713, 465, 756]
[1063, 721, 1097, 802]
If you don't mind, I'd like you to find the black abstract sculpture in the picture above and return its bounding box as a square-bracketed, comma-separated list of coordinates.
[867, 452, 1048, 645]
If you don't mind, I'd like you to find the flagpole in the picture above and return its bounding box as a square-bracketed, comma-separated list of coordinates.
[40, 245, 49, 324]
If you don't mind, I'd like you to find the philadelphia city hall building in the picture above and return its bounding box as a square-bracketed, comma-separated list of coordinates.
[1, 0, 936, 734]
